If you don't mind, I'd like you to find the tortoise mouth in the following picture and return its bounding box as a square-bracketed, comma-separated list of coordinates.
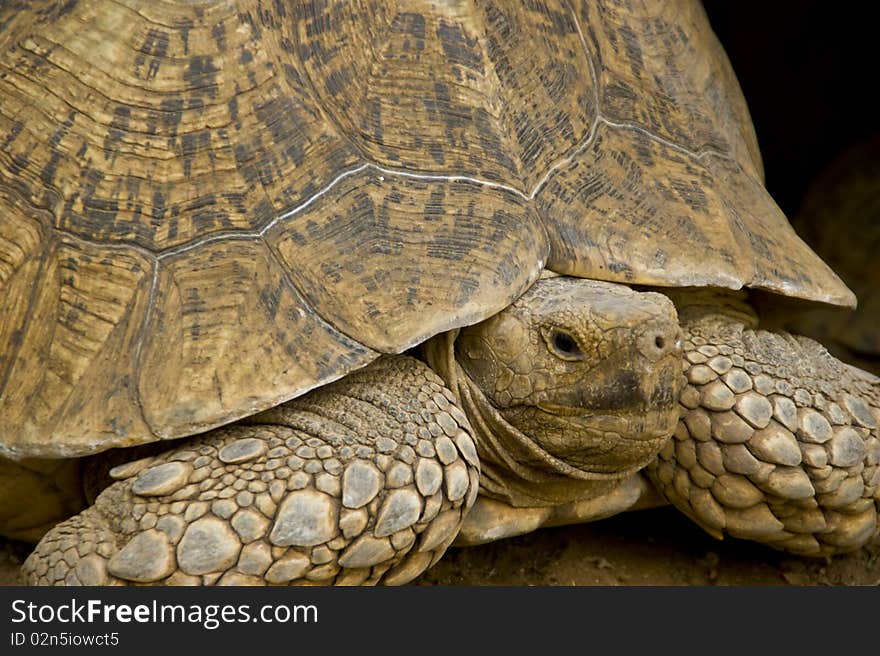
[531, 403, 679, 441]
[499, 403, 678, 476]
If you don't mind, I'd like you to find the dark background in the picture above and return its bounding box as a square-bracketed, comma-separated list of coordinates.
[702, 1, 876, 216]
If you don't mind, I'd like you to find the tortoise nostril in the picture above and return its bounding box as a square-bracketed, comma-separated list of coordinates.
[640, 328, 681, 361]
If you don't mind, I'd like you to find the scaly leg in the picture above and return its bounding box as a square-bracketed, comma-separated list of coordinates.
[650, 302, 880, 556]
[23, 356, 479, 585]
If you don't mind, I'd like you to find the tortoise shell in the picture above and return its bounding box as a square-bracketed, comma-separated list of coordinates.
[0, 0, 853, 458]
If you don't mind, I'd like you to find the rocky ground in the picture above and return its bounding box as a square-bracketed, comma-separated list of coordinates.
[419, 507, 880, 586]
[3, 505, 878, 586]
[0, 539, 26, 585]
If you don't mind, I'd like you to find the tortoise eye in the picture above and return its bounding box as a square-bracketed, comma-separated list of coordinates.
[549, 330, 583, 359]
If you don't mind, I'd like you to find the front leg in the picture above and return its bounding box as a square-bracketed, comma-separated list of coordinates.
[649, 301, 880, 556]
[23, 356, 479, 585]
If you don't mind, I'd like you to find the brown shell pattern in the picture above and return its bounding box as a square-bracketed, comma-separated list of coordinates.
[0, 0, 853, 457]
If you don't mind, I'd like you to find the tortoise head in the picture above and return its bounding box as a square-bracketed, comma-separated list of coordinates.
[454, 277, 683, 481]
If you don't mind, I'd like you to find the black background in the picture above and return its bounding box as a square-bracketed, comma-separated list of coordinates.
[702, 1, 877, 216]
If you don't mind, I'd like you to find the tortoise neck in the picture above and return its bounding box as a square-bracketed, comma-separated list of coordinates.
[422, 332, 625, 508]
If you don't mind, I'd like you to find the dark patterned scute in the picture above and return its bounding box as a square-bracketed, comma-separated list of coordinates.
[0, 0, 853, 458]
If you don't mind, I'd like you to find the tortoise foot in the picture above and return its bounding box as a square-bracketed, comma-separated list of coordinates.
[23, 356, 480, 585]
[649, 305, 880, 556]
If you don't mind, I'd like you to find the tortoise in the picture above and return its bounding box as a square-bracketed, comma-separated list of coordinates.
[1, 0, 878, 587]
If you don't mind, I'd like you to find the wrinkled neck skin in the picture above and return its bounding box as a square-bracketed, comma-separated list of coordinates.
[424, 331, 661, 507]
[658, 287, 758, 329]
